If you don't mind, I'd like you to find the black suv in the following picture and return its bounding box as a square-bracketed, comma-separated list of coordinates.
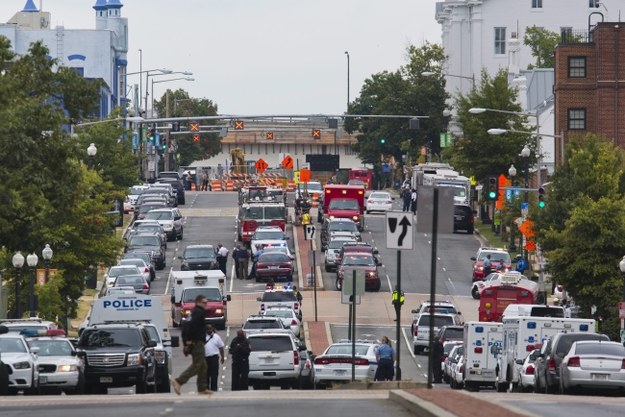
[126, 233, 166, 269]
[76, 323, 157, 394]
[179, 244, 219, 271]
[453, 204, 474, 234]
[156, 178, 186, 205]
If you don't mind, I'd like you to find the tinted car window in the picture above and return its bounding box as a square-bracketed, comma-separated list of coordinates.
[249, 335, 293, 352]
[326, 344, 370, 356]
[79, 329, 142, 348]
[182, 288, 222, 303]
[418, 315, 454, 327]
[328, 222, 358, 232]
[555, 334, 609, 356]
[128, 235, 161, 246]
[184, 248, 216, 259]
[261, 292, 296, 302]
[259, 253, 289, 263]
[441, 328, 464, 339]
[454, 205, 472, 217]
[243, 320, 283, 330]
[575, 343, 625, 356]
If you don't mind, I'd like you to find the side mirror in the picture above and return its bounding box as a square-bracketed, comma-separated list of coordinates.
[373, 249, 379, 255]
[226, 294, 232, 302]
[470, 257, 476, 261]
[171, 335, 180, 348]
[0, 325, 7, 335]
[515, 359, 524, 365]
[147, 340, 158, 348]
[178, 256, 183, 260]
[411, 309, 418, 314]
[30, 346, 40, 355]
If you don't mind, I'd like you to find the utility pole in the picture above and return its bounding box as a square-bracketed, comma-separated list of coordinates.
[165, 92, 171, 172]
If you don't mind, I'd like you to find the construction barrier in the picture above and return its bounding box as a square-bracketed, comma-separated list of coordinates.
[286, 180, 296, 192]
[211, 180, 222, 192]
[311, 193, 320, 207]
[225, 180, 235, 192]
[191, 182, 196, 191]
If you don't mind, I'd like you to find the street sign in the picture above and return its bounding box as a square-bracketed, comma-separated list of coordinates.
[234, 120, 244, 130]
[341, 268, 366, 296]
[255, 158, 268, 174]
[525, 240, 536, 251]
[36, 268, 58, 285]
[282, 154, 294, 170]
[300, 168, 311, 182]
[505, 187, 522, 202]
[385, 211, 414, 250]
[521, 202, 528, 216]
[193, 134, 200, 142]
[189, 121, 200, 132]
[305, 224, 316, 241]
[266, 132, 274, 140]
[312, 129, 321, 139]
[518, 220, 535, 237]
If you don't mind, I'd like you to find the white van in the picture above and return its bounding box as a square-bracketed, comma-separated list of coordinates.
[462, 322, 503, 391]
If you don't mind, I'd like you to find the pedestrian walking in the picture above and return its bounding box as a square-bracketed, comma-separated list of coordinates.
[232, 244, 243, 279]
[216, 243, 229, 276]
[374, 336, 396, 381]
[229, 329, 251, 391]
[171, 295, 211, 395]
[432, 336, 444, 383]
[238, 245, 251, 280]
[410, 188, 417, 215]
[201, 171, 209, 191]
[204, 324, 225, 392]
[402, 186, 411, 212]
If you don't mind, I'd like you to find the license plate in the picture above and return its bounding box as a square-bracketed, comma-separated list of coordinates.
[39, 376, 48, 384]
[592, 373, 608, 380]
[269, 266, 279, 269]
[263, 358, 274, 364]
[334, 369, 347, 375]
[100, 376, 113, 383]
[454, 215, 462, 220]
[482, 371, 493, 378]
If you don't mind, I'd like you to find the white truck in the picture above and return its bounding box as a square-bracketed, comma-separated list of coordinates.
[169, 270, 230, 329]
[495, 316, 595, 392]
[85, 294, 179, 393]
[411, 163, 471, 205]
[462, 322, 503, 391]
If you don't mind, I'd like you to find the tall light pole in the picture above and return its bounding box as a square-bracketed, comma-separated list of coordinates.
[422, 71, 476, 90]
[42, 244, 53, 284]
[508, 164, 517, 252]
[26, 253, 38, 318]
[145, 71, 192, 117]
[87, 143, 97, 169]
[151, 77, 195, 117]
[618, 256, 625, 345]
[344, 51, 350, 111]
[12, 252, 24, 319]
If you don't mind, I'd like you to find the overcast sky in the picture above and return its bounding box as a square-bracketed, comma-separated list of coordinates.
[2, 0, 441, 115]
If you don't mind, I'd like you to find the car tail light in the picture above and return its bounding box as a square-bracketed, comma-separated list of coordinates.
[144, 267, 150, 272]
[354, 358, 369, 366]
[567, 357, 580, 367]
[413, 325, 418, 337]
[525, 365, 535, 375]
[294, 303, 299, 311]
[548, 358, 556, 371]
[459, 364, 464, 373]
[621, 359, 625, 369]
[291, 319, 298, 326]
[293, 351, 299, 366]
[143, 284, 149, 290]
[474, 347, 483, 354]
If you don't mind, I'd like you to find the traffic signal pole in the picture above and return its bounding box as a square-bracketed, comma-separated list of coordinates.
[395, 249, 402, 381]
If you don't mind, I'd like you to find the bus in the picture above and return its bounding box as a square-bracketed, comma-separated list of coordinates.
[478, 273, 539, 322]
[348, 168, 373, 190]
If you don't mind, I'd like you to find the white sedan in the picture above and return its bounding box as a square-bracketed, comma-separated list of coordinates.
[0, 334, 39, 394]
[261, 307, 301, 338]
[365, 191, 393, 213]
[313, 340, 377, 387]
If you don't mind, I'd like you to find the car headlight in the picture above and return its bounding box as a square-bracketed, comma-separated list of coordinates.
[181, 262, 189, 270]
[127, 353, 142, 366]
[352, 216, 359, 221]
[367, 271, 377, 278]
[57, 364, 78, 372]
[163, 224, 173, 230]
[13, 361, 31, 369]
[215, 308, 223, 315]
[154, 351, 167, 365]
[182, 309, 191, 317]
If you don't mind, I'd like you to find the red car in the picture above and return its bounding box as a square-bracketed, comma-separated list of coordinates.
[336, 252, 381, 292]
[255, 252, 294, 283]
[470, 248, 512, 281]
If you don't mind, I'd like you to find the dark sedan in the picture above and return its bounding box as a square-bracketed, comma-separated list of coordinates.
[112, 274, 150, 294]
[255, 252, 293, 282]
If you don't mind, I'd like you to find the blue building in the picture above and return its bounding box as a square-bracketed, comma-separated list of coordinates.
[0, 0, 129, 118]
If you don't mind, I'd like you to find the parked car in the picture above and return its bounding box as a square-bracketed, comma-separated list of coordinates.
[179, 244, 219, 271]
[412, 313, 462, 354]
[454, 204, 474, 234]
[559, 340, 625, 394]
[118, 258, 152, 283]
[122, 251, 156, 281]
[155, 177, 185, 205]
[442, 342, 463, 383]
[135, 201, 168, 220]
[125, 220, 167, 248]
[365, 191, 393, 213]
[0, 333, 40, 394]
[519, 348, 540, 392]
[105, 265, 142, 288]
[313, 340, 377, 388]
[261, 306, 301, 338]
[112, 274, 150, 295]
[247, 332, 304, 390]
[125, 233, 166, 269]
[242, 315, 290, 336]
[471, 247, 512, 281]
[143, 208, 184, 241]
[324, 236, 358, 272]
[320, 218, 361, 251]
[255, 252, 294, 283]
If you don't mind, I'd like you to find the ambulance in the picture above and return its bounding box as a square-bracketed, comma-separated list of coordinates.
[462, 322, 503, 391]
[169, 270, 230, 329]
[495, 315, 595, 392]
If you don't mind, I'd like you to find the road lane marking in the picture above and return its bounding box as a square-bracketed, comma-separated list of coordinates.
[385, 274, 392, 291]
[164, 266, 173, 294]
[402, 326, 415, 359]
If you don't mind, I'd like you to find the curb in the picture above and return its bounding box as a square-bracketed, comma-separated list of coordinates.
[389, 390, 458, 417]
[293, 223, 304, 289]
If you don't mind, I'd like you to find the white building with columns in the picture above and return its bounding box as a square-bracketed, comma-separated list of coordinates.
[0, 0, 128, 118]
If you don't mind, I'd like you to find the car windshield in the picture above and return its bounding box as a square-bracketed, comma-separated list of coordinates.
[423, 306, 457, 314]
[342, 254, 375, 267]
[143, 326, 161, 344]
[254, 230, 285, 240]
[442, 328, 464, 340]
[263, 247, 288, 256]
[259, 253, 289, 263]
[261, 292, 296, 302]
[328, 222, 358, 232]
[369, 193, 389, 200]
[304, 183, 323, 192]
[265, 206, 285, 218]
[244, 320, 283, 330]
[27, 339, 73, 356]
[115, 275, 145, 285]
[145, 211, 173, 221]
[135, 225, 162, 234]
[182, 287, 222, 303]
[0, 337, 27, 353]
[79, 329, 142, 348]
[249, 335, 293, 352]
[128, 235, 160, 246]
[243, 207, 263, 219]
[479, 252, 510, 263]
[418, 315, 454, 327]
[109, 267, 139, 276]
[119, 259, 145, 268]
[184, 248, 216, 259]
[575, 343, 625, 356]
[139, 204, 165, 213]
[264, 310, 293, 319]
[328, 240, 352, 250]
[129, 187, 147, 195]
[325, 344, 370, 356]
[328, 199, 359, 211]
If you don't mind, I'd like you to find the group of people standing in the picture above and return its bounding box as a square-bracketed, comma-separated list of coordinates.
[401, 185, 417, 214]
[215, 242, 269, 281]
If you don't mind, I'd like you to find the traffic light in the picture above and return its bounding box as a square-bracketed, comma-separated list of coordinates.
[147, 128, 156, 142]
[485, 176, 498, 201]
[538, 187, 546, 208]
[380, 138, 386, 144]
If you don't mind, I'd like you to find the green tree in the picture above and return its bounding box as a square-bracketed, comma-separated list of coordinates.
[154, 89, 221, 166]
[445, 69, 534, 182]
[346, 42, 448, 167]
[523, 26, 559, 69]
[533, 134, 625, 339]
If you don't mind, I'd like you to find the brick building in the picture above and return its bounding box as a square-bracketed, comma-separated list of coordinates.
[554, 22, 625, 163]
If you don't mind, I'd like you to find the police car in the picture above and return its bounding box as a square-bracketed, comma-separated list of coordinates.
[23, 329, 85, 394]
[256, 285, 301, 320]
[0, 331, 40, 394]
[313, 339, 378, 388]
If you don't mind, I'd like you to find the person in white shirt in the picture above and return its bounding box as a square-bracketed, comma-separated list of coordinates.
[216, 243, 229, 275]
[204, 324, 225, 392]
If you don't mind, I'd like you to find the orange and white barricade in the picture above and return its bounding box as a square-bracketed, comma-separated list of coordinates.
[225, 180, 235, 192]
[211, 180, 222, 191]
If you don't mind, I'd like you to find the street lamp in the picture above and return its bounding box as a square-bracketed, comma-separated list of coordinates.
[151, 77, 195, 117]
[145, 71, 192, 117]
[422, 71, 476, 89]
[508, 164, 517, 252]
[87, 143, 97, 169]
[42, 244, 53, 284]
[12, 252, 24, 319]
[26, 253, 38, 318]
[344, 51, 350, 111]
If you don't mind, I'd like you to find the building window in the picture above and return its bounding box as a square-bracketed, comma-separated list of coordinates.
[568, 56, 586, 78]
[494, 27, 506, 55]
[531, 0, 542, 8]
[568, 109, 586, 130]
[71, 67, 84, 76]
[589, 0, 599, 7]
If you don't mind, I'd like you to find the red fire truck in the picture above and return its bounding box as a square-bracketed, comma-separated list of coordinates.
[348, 168, 373, 190]
[237, 202, 287, 243]
[319, 184, 365, 230]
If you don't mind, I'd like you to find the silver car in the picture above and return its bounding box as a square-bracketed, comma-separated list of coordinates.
[324, 237, 357, 272]
[313, 340, 377, 388]
[559, 340, 625, 394]
[112, 274, 150, 294]
[26, 335, 84, 394]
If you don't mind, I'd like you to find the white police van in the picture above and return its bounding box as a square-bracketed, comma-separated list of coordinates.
[462, 321, 503, 391]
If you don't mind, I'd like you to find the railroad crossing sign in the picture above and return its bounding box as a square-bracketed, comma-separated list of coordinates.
[234, 120, 244, 130]
[255, 158, 268, 174]
[304, 224, 316, 240]
[189, 121, 200, 132]
[282, 154, 294, 170]
[386, 211, 413, 250]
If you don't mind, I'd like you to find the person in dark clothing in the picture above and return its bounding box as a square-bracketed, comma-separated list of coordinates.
[374, 336, 396, 381]
[237, 245, 251, 280]
[229, 329, 251, 391]
[232, 244, 243, 279]
[402, 187, 411, 212]
[172, 295, 211, 395]
[410, 188, 417, 214]
[432, 336, 445, 383]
